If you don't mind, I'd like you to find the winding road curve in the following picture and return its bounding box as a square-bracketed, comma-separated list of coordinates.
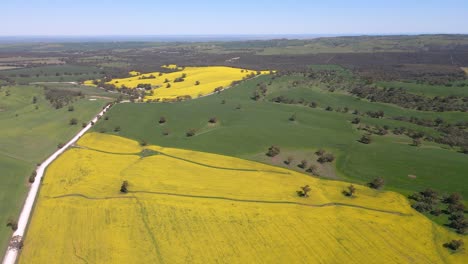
[2, 103, 113, 264]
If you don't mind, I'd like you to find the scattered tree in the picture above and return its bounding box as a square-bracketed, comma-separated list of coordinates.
[114, 126, 121, 132]
[317, 153, 335, 163]
[298, 160, 308, 169]
[140, 140, 147, 146]
[32, 96, 37, 104]
[306, 165, 318, 174]
[266, 145, 281, 157]
[159, 116, 166, 124]
[315, 149, 325, 156]
[68, 105, 74, 112]
[208, 117, 218, 124]
[69, 118, 78, 125]
[359, 134, 372, 144]
[285, 156, 294, 165]
[351, 117, 360, 124]
[195, 81, 200, 85]
[412, 138, 422, 147]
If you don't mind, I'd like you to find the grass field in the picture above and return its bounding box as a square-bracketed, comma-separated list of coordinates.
[0, 85, 114, 255]
[99, 66, 271, 101]
[92, 75, 468, 199]
[19, 133, 467, 263]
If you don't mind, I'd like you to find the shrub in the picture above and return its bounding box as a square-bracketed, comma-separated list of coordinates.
[57, 142, 65, 148]
[208, 117, 218, 124]
[159, 116, 166, 124]
[69, 118, 78, 125]
[195, 81, 200, 85]
[162, 129, 170, 136]
[166, 83, 171, 88]
[81, 122, 87, 128]
[114, 126, 121, 132]
[369, 177, 385, 189]
[285, 156, 294, 165]
[140, 140, 147, 146]
[351, 117, 360, 124]
[68, 105, 74, 112]
[266, 146, 280, 157]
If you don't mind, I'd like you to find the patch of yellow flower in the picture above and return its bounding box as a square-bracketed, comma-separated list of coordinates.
[83, 79, 97, 87]
[19, 133, 467, 264]
[462, 67, 468, 75]
[129, 70, 141, 76]
[106, 66, 271, 101]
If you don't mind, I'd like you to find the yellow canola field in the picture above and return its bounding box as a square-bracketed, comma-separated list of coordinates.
[20, 133, 467, 264]
[107, 66, 270, 101]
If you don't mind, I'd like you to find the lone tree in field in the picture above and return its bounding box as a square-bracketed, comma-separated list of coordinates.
[289, 113, 297, 121]
[359, 134, 372, 144]
[195, 81, 200, 85]
[266, 145, 280, 157]
[159, 116, 166, 124]
[186, 128, 196, 137]
[369, 177, 385, 189]
[344, 184, 356, 197]
[444, 239, 464, 251]
[6, 218, 18, 231]
[120, 181, 129, 193]
[298, 185, 312, 197]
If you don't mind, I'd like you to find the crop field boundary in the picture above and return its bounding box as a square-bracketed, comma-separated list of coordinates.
[50, 191, 411, 216]
[75, 146, 290, 175]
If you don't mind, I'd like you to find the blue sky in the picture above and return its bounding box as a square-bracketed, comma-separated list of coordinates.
[2, 0, 468, 35]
